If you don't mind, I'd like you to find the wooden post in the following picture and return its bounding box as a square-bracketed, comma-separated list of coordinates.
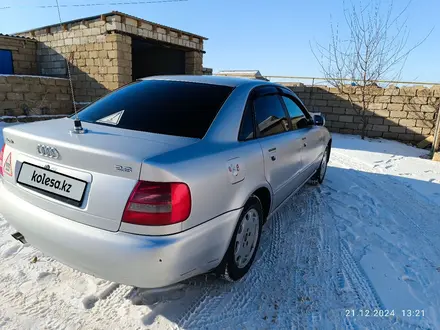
[433, 106, 440, 153]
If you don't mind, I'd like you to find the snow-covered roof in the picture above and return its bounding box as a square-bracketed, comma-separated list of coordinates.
[216, 70, 269, 81]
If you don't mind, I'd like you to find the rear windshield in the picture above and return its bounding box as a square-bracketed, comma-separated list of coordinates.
[76, 80, 234, 139]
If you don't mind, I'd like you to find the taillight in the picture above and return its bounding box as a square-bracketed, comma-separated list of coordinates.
[122, 181, 191, 226]
[0, 144, 5, 177]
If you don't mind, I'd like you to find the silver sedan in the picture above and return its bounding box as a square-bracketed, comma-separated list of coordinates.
[0, 76, 331, 288]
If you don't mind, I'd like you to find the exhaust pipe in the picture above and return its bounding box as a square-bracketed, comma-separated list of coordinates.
[12, 232, 27, 244]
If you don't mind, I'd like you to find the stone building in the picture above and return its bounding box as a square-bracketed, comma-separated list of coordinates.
[0, 34, 38, 75]
[0, 12, 207, 116]
[9, 11, 207, 103]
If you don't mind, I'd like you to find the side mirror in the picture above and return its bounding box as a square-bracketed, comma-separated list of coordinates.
[313, 114, 325, 126]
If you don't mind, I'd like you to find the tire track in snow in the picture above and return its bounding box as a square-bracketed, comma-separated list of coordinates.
[177, 193, 296, 329]
[323, 162, 425, 329]
[176, 192, 305, 329]
[329, 151, 440, 328]
[263, 209, 283, 268]
[331, 152, 440, 290]
[176, 185, 348, 330]
[290, 188, 323, 329]
[175, 282, 214, 329]
[291, 186, 357, 329]
[82, 282, 122, 309]
[173, 206, 284, 329]
[340, 242, 384, 312]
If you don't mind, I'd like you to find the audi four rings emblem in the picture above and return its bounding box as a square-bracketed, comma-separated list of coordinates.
[37, 144, 60, 159]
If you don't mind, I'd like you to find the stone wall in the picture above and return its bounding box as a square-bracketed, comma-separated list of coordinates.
[0, 36, 37, 75]
[67, 33, 133, 102]
[286, 84, 440, 143]
[0, 75, 72, 117]
[185, 51, 203, 75]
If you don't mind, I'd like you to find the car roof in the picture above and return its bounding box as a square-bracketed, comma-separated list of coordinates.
[140, 75, 274, 88]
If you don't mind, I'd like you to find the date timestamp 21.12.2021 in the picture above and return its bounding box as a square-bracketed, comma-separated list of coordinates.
[346, 309, 425, 317]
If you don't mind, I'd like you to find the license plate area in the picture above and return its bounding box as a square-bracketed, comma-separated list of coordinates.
[17, 162, 87, 207]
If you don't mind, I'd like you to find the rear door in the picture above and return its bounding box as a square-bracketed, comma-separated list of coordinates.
[252, 87, 304, 208]
[279, 92, 324, 180]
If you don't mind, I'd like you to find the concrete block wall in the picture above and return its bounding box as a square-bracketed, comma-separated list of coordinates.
[185, 51, 203, 75]
[68, 32, 133, 102]
[0, 36, 38, 75]
[286, 85, 440, 144]
[0, 75, 72, 116]
[18, 18, 127, 103]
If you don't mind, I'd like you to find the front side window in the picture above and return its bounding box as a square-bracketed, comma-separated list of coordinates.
[253, 95, 289, 138]
[76, 80, 234, 139]
[282, 96, 310, 130]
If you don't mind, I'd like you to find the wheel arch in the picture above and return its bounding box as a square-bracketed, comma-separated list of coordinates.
[249, 184, 272, 223]
[327, 138, 332, 162]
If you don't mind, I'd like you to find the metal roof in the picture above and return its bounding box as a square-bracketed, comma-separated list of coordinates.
[0, 33, 36, 41]
[218, 70, 262, 75]
[216, 70, 269, 81]
[15, 11, 207, 41]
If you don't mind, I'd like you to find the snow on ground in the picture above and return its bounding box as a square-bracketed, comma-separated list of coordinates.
[1, 130, 440, 330]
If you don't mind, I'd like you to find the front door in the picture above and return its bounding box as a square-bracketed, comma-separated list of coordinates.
[300, 126, 325, 178]
[279, 94, 323, 181]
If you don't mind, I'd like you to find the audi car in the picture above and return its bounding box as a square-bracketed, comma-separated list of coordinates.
[0, 76, 331, 288]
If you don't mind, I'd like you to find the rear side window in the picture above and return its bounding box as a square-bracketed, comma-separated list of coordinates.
[239, 103, 255, 141]
[76, 80, 234, 139]
[253, 95, 289, 138]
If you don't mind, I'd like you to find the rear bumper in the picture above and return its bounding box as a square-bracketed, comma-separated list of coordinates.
[0, 182, 241, 288]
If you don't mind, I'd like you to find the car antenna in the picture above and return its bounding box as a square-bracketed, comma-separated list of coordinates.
[55, 0, 86, 134]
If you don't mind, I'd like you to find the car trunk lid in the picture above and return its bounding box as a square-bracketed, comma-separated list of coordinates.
[2, 118, 199, 231]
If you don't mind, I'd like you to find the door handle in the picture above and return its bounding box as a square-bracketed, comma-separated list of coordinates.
[268, 147, 277, 152]
[302, 137, 307, 141]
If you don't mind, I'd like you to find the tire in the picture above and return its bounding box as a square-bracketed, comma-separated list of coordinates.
[215, 196, 263, 282]
[310, 146, 330, 185]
